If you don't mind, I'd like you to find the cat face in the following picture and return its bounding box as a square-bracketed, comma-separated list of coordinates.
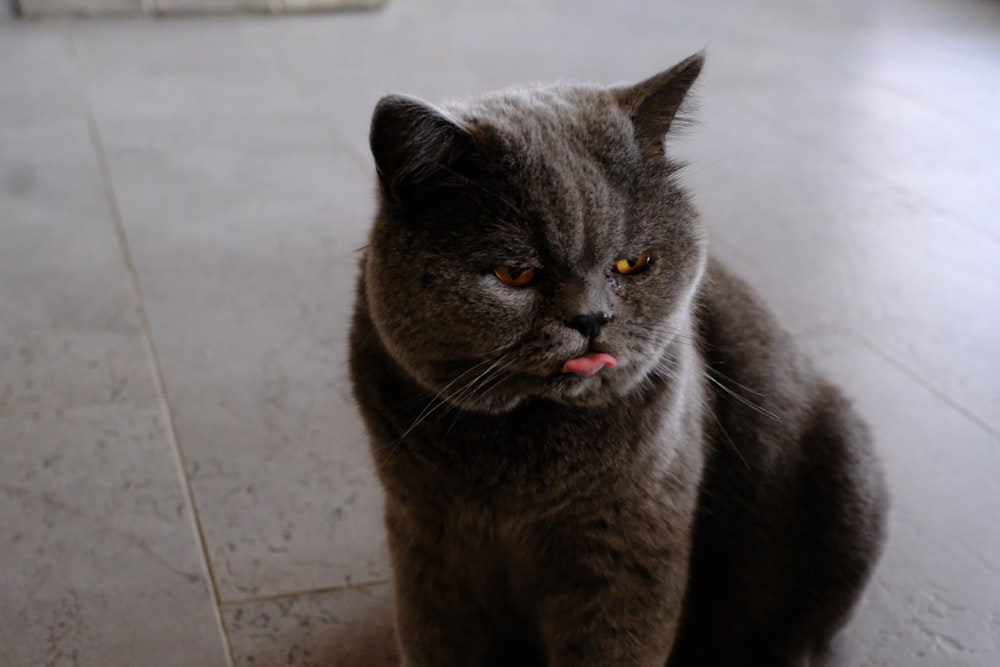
[364, 55, 707, 413]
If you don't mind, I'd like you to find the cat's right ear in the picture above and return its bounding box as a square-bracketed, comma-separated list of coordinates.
[369, 95, 472, 205]
[615, 52, 705, 160]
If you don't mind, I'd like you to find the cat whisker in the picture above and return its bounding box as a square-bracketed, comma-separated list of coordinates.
[649, 326, 701, 342]
[635, 325, 701, 347]
[636, 327, 778, 422]
[396, 359, 498, 445]
[702, 398, 751, 471]
[702, 373, 781, 423]
[396, 342, 520, 412]
[394, 353, 515, 447]
[645, 339, 752, 472]
[446, 355, 515, 408]
[443, 362, 518, 437]
[394, 360, 488, 421]
[411, 356, 500, 414]
[705, 365, 767, 398]
[628, 331, 700, 359]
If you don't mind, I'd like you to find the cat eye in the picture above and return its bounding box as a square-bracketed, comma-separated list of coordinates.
[494, 265, 536, 287]
[614, 254, 652, 275]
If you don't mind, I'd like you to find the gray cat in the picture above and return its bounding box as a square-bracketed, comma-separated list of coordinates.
[348, 53, 888, 667]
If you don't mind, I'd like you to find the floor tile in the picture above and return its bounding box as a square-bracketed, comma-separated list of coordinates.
[682, 112, 1000, 435]
[704, 36, 1000, 244]
[0, 22, 81, 127]
[243, 10, 488, 166]
[0, 403, 229, 667]
[802, 335, 1000, 665]
[0, 118, 156, 414]
[95, 115, 371, 270]
[225, 583, 397, 667]
[94, 115, 389, 599]
[874, 0, 1000, 53]
[805, 29, 1000, 134]
[135, 257, 390, 600]
[70, 18, 312, 121]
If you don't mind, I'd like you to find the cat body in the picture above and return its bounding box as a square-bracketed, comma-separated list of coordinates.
[349, 54, 887, 667]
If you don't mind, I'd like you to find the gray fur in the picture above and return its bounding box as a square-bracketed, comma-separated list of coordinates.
[349, 53, 888, 667]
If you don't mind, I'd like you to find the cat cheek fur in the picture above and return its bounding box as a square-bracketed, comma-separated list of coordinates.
[364, 237, 545, 411]
[366, 256, 522, 367]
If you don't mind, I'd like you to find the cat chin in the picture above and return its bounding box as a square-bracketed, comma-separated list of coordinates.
[444, 392, 619, 415]
[441, 392, 527, 415]
[544, 391, 621, 409]
[430, 372, 629, 415]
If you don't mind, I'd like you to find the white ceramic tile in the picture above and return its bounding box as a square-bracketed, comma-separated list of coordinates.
[0, 403, 229, 667]
[70, 18, 312, 121]
[681, 111, 1000, 435]
[702, 37, 1000, 244]
[0, 118, 157, 413]
[92, 115, 388, 599]
[242, 10, 488, 166]
[96, 115, 372, 270]
[135, 256, 390, 600]
[802, 335, 1000, 665]
[0, 23, 82, 126]
[225, 583, 397, 667]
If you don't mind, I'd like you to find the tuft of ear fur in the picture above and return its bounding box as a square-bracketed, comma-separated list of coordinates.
[615, 52, 705, 159]
[369, 95, 472, 205]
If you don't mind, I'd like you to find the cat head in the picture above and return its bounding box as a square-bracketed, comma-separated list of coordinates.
[362, 54, 708, 413]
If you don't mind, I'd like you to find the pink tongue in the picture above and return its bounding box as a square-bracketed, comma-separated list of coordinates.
[561, 353, 618, 378]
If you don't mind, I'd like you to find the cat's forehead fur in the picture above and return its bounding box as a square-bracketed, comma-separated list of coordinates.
[441, 84, 641, 269]
[443, 82, 631, 145]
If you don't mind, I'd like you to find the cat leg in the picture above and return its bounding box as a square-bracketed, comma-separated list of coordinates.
[390, 552, 493, 667]
[670, 387, 887, 667]
[526, 525, 691, 667]
[385, 505, 495, 667]
[535, 584, 683, 667]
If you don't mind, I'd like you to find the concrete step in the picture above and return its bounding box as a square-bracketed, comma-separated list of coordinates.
[16, 0, 386, 18]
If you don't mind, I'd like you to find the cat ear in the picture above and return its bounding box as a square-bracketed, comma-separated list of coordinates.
[369, 94, 472, 205]
[615, 52, 705, 158]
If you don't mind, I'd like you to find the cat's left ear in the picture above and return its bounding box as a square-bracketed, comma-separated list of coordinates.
[615, 52, 705, 159]
[369, 94, 473, 206]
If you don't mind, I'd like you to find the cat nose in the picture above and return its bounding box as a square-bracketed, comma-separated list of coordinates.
[567, 311, 612, 340]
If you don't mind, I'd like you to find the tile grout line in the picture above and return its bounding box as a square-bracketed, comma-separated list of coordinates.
[219, 577, 392, 609]
[851, 329, 1000, 443]
[65, 26, 237, 667]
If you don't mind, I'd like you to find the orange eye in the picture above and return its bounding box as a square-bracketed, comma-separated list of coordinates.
[494, 265, 536, 287]
[614, 254, 651, 275]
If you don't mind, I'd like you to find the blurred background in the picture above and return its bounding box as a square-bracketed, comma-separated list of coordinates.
[1, 0, 998, 665]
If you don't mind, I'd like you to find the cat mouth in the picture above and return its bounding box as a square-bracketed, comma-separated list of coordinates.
[560, 352, 618, 378]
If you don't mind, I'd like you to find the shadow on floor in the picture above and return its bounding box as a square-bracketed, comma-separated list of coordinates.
[324, 600, 399, 667]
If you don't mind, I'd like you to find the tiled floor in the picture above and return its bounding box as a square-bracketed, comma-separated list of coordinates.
[1, 0, 998, 665]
